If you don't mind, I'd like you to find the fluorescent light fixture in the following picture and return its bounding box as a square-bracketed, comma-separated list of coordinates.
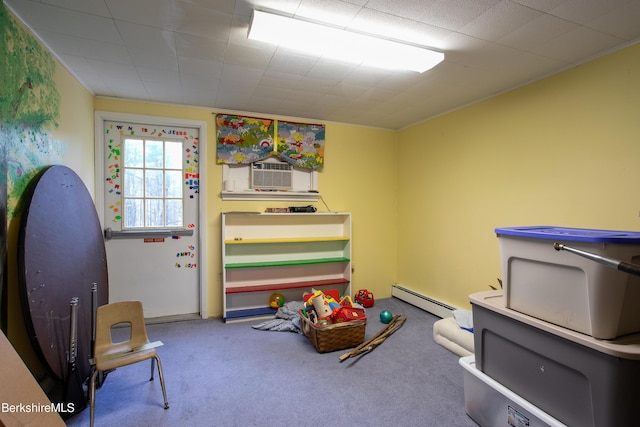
[248, 10, 444, 73]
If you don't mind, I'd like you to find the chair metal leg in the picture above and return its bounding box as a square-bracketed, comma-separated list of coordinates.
[150, 357, 155, 381]
[154, 355, 169, 409]
[89, 369, 99, 427]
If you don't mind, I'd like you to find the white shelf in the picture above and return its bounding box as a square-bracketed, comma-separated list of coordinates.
[221, 191, 319, 201]
[221, 212, 351, 322]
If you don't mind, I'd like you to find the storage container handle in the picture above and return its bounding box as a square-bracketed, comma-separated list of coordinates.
[553, 242, 640, 277]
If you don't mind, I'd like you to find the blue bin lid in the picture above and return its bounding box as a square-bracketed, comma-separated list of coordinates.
[495, 226, 640, 244]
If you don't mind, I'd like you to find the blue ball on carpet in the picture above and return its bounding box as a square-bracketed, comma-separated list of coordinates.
[380, 310, 393, 324]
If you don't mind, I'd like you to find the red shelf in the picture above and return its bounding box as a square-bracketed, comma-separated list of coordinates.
[225, 278, 350, 294]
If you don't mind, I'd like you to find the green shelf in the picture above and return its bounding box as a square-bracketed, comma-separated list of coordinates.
[225, 257, 350, 269]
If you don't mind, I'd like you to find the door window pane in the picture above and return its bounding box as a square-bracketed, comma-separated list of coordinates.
[165, 199, 183, 227]
[124, 199, 143, 228]
[124, 168, 144, 197]
[124, 139, 144, 167]
[165, 170, 182, 198]
[122, 137, 184, 229]
[145, 140, 164, 168]
[145, 199, 164, 227]
[165, 141, 183, 169]
[145, 169, 163, 198]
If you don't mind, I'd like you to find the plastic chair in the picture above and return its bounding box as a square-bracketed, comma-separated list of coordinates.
[89, 301, 168, 427]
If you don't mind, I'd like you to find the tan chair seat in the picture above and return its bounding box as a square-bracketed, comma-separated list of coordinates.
[89, 301, 168, 427]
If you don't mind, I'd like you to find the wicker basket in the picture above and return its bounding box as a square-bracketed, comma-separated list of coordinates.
[299, 310, 367, 353]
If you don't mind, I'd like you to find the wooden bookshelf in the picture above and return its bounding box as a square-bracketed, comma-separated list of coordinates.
[222, 212, 352, 322]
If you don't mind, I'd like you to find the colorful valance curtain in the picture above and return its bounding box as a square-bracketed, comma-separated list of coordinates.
[215, 114, 274, 164]
[216, 114, 325, 170]
[277, 121, 325, 170]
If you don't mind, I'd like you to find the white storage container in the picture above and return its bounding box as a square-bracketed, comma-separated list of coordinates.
[460, 356, 565, 427]
[495, 226, 640, 339]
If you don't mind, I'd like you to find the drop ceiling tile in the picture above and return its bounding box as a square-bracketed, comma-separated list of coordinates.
[214, 90, 252, 108]
[250, 84, 294, 100]
[128, 47, 179, 71]
[115, 21, 176, 54]
[497, 13, 578, 51]
[178, 57, 224, 79]
[106, 0, 174, 28]
[174, 32, 228, 60]
[85, 59, 141, 81]
[246, 95, 284, 113]
[177, 0, 236, 15]
[361, 0, 436, 22]
[587, 2, 640, 40]
[266, 50, 319, 75]
[445, 37, 524, 69]
[138, 67, 181, 83]
[102, 77, 148, 98]
[328, 81, 370, 98]
[531, 26, 626, 63]
[349, 8, 453, 48]
[277, 98, 320, 117]
[374, 72, 424, 92]
[461, 0, 543, 41]
[171, 1, 233, 40]
[242, 0, 302, 16]
[259, 70, 304, 89]
[219, 64, 264, 87]
[10, 1, 122, 43]
[510, 0, 567, 14]
[144, 80, 184, 102]
[181, 75, 219, 96]
[223, 44, 275, 68]
[306, 59, 357, 80]
[486, 51, 569, 86]
[356, 86, 402, 102]
[181, 86, 218, 107]
[41, 0, 112, 16]
[295, 0, 362, 26]
[548, 0, 631, 25]
[417, 0, 502, 31]
[35, 30, 132, 63]
[292, 76, 337, 93]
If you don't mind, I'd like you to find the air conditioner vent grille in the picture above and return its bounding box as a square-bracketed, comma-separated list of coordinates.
[251, 161, 293, 190]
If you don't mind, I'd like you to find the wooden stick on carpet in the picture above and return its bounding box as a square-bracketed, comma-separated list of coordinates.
[339, 314, 407, 362]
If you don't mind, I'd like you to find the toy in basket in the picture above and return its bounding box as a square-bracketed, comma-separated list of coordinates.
[300, 290, 367, 353]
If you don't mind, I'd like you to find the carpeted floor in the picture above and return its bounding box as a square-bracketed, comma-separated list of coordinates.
[66, 297, 478, 427]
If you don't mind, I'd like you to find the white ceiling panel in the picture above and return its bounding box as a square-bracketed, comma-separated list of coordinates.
[6, 0, 640, 129]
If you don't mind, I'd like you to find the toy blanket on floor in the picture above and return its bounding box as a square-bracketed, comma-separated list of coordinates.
[252, 301, 305, 333]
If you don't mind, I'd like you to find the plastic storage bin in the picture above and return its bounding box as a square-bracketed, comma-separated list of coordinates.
[470, 290, 640, 427]
[495, 226, 640, 339]
[460, 356, 565, 427]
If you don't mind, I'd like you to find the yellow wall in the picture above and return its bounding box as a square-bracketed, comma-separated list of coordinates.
[397, 42, 640, 309]
[94, 99, 398, 317]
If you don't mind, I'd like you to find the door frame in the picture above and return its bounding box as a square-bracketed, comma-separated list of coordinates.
[94, 111, 208, 319]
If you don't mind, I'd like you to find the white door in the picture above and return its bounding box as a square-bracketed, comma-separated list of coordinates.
[99, 118, 202, 319]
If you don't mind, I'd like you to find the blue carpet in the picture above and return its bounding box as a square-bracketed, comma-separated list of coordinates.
[66, 297, 478, 427]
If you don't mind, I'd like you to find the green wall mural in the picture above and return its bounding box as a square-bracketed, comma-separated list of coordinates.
[1, 2, 65, 219]
[1, 2, 65, 333]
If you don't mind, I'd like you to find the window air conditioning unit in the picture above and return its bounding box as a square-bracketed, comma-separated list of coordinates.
[251, 161, 293, 190]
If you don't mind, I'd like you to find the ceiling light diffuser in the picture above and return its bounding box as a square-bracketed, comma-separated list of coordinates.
[248, 10, 444, 73]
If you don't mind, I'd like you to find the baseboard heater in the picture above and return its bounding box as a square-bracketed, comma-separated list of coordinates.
[391, 284, 456, 318]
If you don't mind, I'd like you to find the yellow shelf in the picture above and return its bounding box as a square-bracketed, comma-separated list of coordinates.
[225, 236, 349, 244]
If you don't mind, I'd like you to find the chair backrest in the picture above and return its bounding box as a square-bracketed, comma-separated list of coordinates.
[94, 301, 150, 358]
